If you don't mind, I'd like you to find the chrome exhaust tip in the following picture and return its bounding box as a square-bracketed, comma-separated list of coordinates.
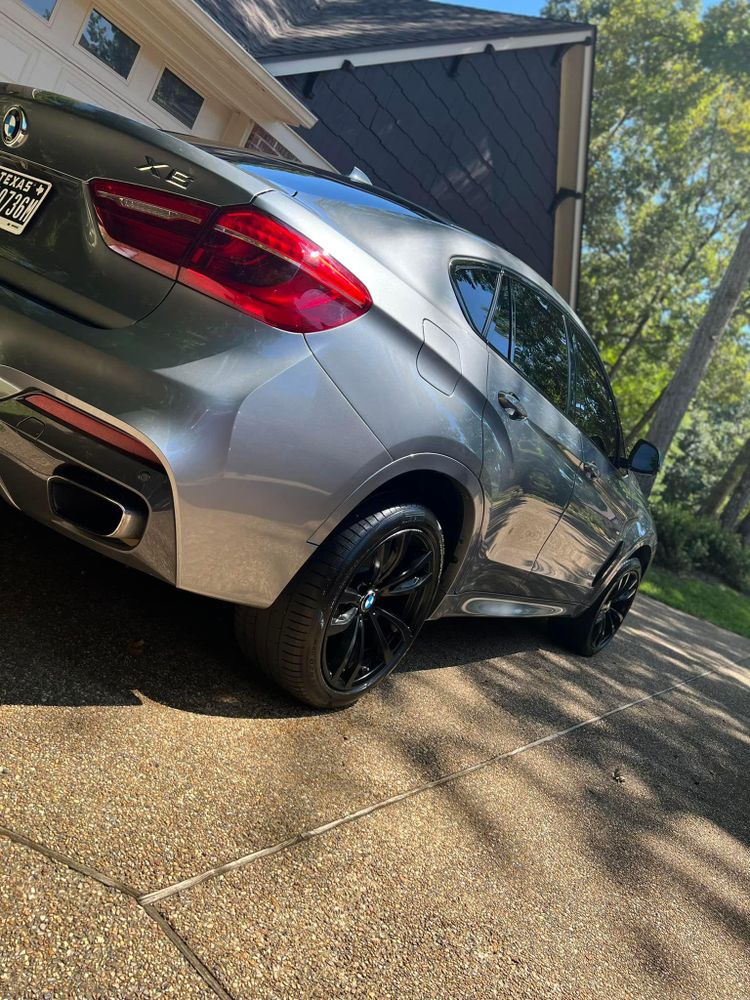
[48, 473, 147, 547]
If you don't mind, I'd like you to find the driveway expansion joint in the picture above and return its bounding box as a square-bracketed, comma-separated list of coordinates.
[140, 662, 729, 907]
[142, 904, 237, 1000]
[0, 822, 140, 897]
[0, 823, 237, 1000]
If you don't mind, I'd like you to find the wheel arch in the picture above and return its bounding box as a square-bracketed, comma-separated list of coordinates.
[308, 455, 484, 599]
[630, 543, 653, 579]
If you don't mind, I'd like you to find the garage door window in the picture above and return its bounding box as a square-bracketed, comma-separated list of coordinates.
[20, 0, 57, 19]
[79, 10, 139, 79]
[153, 69, 204, 128]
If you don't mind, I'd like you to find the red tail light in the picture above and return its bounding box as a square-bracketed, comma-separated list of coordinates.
[90, 180, 371, 332]
[90, 180, 214, 279]
[24, 394, 162, 468]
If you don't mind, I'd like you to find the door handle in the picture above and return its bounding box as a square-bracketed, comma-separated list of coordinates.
[582, 461, 600, 481]
[497, 391, 528, 420]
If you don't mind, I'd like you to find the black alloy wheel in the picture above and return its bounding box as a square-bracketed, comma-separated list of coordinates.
[590, 567, 640, 651]
[235, 503, 444, 708]
[552, 557, 642, 657]
[322, 528, 437, 694]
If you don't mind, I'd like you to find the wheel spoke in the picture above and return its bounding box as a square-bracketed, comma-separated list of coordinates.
[327, 606, 358, 636]
[343, 622, 367, 690]
[592, 614, 607, 646]
[374, 606, 413, 646]
[379, 535, 409, 585]
[379, 550, 432, 597]
[607, 608, 622, 637]
[331, 615, 364, 684]
[609, 606, 624, 627]
[368, 610, 395, 665]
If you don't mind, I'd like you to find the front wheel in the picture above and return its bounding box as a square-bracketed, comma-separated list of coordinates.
[235, 503, 444, 708]
[552, 558, 642, 657]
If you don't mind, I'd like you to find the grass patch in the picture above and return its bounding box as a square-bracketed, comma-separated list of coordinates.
[641, 567, 750, 639]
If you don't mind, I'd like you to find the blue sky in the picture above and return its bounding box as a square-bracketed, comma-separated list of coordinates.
[434, 0, 547, 15]
[434, 0, 719, 15]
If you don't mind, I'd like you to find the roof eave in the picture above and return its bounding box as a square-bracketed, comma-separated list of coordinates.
[260, 25, 595, 76]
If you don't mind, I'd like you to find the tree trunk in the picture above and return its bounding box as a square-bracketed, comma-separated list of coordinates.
[700, 434, 750, 517]
[720, 460, 750, 531]
[739, 510, 750, 547]
[625, 385, 667, 448]
[643, 217, 750, 498]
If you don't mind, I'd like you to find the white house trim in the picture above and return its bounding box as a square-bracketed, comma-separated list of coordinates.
[261, 28, 594, 77]
[551, 37, 594, 308]
[568, 39, 594, 308]
[99, 0, 316, 128]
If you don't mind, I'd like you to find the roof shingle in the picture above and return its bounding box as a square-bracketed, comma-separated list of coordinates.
[193, 0, 590, 62]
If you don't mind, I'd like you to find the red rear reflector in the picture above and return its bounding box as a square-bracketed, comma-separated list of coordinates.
[24, 394, 162, 468]
[90, 179, 213, 279]
[90, 181, 371, 332]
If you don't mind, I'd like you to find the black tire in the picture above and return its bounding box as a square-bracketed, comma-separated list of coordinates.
[551, 557, 642, 657]
[235, 503, 444, 708]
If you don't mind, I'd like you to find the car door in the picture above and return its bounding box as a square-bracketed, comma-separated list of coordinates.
[466, 270, 583, 597]
[533, 322, 640, 597]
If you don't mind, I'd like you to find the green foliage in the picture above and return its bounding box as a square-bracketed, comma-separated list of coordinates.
[543, 0, 750, 499]
[651, 503, 750, 590]
[642, 566, 750, 637]
[655, 376, 750, 507]
[700, 0, 750, 81]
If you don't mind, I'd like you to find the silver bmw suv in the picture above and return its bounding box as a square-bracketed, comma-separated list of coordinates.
[0, 87, 659, 707]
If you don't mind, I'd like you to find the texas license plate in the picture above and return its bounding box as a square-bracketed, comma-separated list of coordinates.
[0, 165, 52, 236]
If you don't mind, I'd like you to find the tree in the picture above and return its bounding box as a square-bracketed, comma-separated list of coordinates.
[700, 433, 750, 515]
[739, 508, 750, 546]
[721, 460, 750, 529]
[643, 217, 750, 493]
[543, 0, 750, 498]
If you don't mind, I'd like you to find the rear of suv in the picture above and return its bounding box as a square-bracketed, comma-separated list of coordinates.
[0, 86, 658, 708]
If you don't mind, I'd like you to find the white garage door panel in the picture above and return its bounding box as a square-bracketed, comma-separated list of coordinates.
[0, 17, 38, 82]
[54, 67, 140, 119]
[0, 1, 259, 149]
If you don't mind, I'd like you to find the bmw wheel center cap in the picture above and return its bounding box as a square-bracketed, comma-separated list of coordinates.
[2, 106, 28, 148]
[362, 590, 376, 612]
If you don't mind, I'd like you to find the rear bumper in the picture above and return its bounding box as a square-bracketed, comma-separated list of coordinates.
[0, 283, 392, 606]
[0, 395, 176, 584]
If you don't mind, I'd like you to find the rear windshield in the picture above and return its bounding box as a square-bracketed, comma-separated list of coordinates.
[210, 152, 446, 223]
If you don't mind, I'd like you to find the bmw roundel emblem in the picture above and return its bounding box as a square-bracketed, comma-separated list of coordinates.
[2, 106, 29, 148]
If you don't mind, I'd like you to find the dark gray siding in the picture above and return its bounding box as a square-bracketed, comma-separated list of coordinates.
[281, 46, 562, 280]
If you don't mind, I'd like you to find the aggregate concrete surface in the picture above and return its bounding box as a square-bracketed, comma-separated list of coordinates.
[1, 506, 748, 998]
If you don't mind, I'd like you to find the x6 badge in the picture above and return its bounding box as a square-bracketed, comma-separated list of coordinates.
[136, 156, 193, 191]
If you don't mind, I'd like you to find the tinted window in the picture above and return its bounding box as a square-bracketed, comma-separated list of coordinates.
[486, 275, 511, 357]
[153, 69, 203, 128]
[510, 280, 570, 412]
[452, 266, 499, 334]
[79, 10, 139, 78]
[571, 328, 622, 462]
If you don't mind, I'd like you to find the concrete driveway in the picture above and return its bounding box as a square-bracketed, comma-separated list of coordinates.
[1, 504, 749, 999]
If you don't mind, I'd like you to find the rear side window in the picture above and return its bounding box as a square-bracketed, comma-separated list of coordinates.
[485, 275, 511, 357]
[451, 265, 499, 334]
[510, 279, 570, 413]
[570, 327, 622, 463]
